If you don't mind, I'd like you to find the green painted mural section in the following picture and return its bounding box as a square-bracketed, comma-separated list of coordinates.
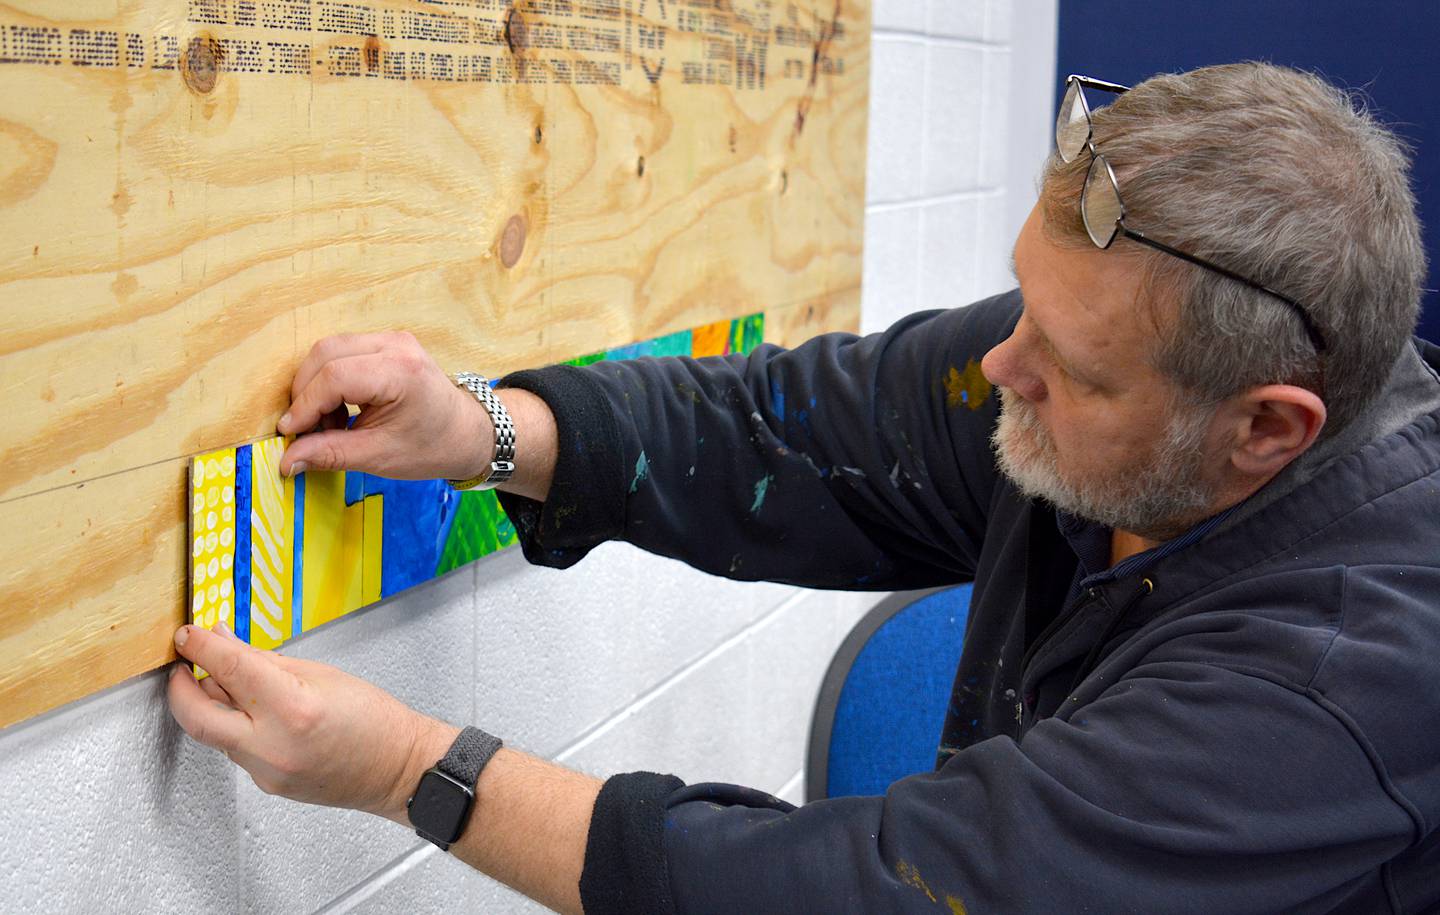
[436, 490, 518, 574]
[443, 312, 764, 570]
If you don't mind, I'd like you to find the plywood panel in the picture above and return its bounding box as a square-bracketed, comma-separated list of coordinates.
[0, 0, 867, 727]
[0, 294, 858, 729]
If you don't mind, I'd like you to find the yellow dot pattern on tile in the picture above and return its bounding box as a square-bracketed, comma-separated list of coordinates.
[190, 447, 237, 679]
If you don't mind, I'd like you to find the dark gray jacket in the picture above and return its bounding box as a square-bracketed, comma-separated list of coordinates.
[499, 290, 1440, 913]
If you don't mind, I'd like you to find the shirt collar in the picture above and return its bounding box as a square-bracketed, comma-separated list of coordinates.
[1056, 500, 1246, 589]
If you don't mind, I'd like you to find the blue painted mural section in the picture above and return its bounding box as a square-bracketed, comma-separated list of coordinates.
[352, 474, 459, 598]
[605, 328, 693, 361]
[291, 473, 305, 638]
[233, 445, 253, 642]
[1056, 1, 1438, 342]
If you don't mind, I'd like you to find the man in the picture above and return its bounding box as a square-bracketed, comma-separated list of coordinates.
[168, 62, 1440, 912]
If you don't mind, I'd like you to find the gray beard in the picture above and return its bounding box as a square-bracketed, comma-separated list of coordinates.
[990, 386, 1218, 541]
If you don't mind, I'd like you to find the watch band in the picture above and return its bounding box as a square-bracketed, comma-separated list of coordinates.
[408, 725, 505, 851]
[449, 373, 517, 491]
[437, 725, 504, 788]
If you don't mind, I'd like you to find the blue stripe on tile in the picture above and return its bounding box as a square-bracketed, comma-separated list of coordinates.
[344, 469, 366, 506]
[291, 472, 305, 638]
[233, 445, 252, 643]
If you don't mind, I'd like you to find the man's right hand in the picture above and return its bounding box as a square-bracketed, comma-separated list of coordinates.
[275, 331, 493, 482]
[274, 331, 559, 505]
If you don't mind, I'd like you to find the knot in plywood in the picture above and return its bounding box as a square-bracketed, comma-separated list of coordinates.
[499, 214, 527, 268]
[180, 34, 221, 94]
[504, 5, 528, 55]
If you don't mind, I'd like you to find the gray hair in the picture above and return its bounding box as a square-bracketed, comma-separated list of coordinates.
[1040, 62, 1427, 437]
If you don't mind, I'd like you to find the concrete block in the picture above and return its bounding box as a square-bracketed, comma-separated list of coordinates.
[861, 205, 923, 335]
[236, 562, 480, 914]
[342, 845, 547, 915]
[557, 588, 874, 795]
[977, 192, 1019, 301]
[921, 44, 985, 196]
[470, 542, 798, 758]
[776, 768, 806, 806]
[0, 673, 242, 914]
[984, 0, 1013, 43]
[919, 196, 982, 310]
[980, 49, 1013, 189]
[927, 0, 986, 40]
[341, 589, 875, 915]
[871, 0, 927, 32]
[866, 38, 927, 204]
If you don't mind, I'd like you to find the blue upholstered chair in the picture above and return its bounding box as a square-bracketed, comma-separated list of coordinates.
[806, 584, 973, 801]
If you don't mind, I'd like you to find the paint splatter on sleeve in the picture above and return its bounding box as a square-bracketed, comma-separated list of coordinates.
[500, 290, 1025, 589]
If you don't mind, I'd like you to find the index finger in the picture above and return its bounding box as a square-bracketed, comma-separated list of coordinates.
[279, 353, 398, 441]
[287, 333, 390, 414]
[173, 624, 290, 711]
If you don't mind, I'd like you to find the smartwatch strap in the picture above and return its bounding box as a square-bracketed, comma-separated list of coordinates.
[437, 725, 504, 788]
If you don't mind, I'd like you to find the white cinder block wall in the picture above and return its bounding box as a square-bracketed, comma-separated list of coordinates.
[0, 3, 1055, 911]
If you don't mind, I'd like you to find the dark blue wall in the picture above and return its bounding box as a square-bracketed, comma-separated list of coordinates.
[1056, 1, 1438, 343]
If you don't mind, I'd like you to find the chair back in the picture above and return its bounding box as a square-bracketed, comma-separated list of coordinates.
[806, 584, 972, 801]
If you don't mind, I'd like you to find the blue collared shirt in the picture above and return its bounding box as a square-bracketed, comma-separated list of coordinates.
[1056, 501, 1244, 604]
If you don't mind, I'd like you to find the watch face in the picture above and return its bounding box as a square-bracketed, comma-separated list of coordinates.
[409, 769, 474, 843]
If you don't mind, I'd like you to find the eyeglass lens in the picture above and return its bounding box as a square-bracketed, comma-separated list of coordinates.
[1055, 80, 1091, 163]
[1082, 157, 1124, 249]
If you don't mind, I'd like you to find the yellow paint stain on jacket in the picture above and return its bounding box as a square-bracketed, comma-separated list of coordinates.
[300, 470, 364, 631]
[946, 894, 968, 915]
[895, 859, 938, 903]
[944, 359, 991, 411]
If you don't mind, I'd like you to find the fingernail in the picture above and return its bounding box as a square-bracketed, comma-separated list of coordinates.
[290, 461, 308, 477]
[175, 625, 190, 647]
[278, 411, 292, 433]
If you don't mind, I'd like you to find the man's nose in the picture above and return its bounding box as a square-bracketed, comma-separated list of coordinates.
[981, 335, 1044, 402]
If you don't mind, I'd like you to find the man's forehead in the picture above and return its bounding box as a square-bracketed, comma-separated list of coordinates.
[1012, 210, 1158, 371]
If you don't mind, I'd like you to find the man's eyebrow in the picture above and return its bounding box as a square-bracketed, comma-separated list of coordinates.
[1029, 312, 1084, 379]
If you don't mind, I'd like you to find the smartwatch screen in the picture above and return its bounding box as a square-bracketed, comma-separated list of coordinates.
[408, 769, 474, 844]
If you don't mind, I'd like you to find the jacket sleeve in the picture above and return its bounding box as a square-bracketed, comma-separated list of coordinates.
[578, 661, 1415, 914]
[495, 291, 1022, 590]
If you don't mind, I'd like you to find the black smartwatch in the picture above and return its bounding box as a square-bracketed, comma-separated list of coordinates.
[406, 726, 503, 851]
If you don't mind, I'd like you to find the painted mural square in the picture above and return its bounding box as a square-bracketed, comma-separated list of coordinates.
[186, 313, 764, 668]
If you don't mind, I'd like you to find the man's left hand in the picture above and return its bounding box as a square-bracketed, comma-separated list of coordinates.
[166, 623, 457, 823]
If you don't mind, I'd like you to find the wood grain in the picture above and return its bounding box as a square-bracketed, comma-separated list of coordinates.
[0, 292, 857, 729]
[0, 0, 864, 729]
[0, 0, 867, 728]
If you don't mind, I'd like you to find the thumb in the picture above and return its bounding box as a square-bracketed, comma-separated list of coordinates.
[174, 623, 286, 710]
[279, 428, 388, 476]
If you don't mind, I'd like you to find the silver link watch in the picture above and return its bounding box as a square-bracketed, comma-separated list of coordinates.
[449, 372, 516, 491]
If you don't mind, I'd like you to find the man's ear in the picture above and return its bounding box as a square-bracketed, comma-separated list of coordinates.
[1225, 385, 1328, 478]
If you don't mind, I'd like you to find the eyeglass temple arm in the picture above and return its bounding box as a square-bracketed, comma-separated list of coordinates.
[1068, 75, 1131, 96]
[1118, 227, 1328, 353]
